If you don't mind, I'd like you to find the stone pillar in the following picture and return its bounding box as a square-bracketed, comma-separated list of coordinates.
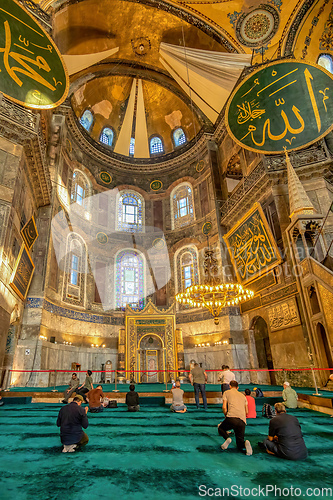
[176, 328, 186, 382]
[117, 328, 126, 383]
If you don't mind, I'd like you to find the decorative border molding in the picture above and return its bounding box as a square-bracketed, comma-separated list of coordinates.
[25, 297, 124, 325]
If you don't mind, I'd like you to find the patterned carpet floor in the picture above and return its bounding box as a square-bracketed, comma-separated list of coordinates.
[1, 402, 332, 500]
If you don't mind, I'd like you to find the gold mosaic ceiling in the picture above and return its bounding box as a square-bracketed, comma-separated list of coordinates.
[38, 0, 332, 157]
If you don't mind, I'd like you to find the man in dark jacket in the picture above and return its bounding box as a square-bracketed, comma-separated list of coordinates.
[56, 395, 89, 452]
[259, 402, 308, 460]
[125, 384, 140, 412]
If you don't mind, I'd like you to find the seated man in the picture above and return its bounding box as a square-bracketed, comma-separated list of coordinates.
[56, 395, 89, 453]
[218, 380, 252, 456]
[86, 385, 106, 413]
[170, 381, 187, 413]
[259, 402, 308, 460]
[62, 373, 80, 404]
[245, 388, 256, 418]
[126, 384, 140, 412]
[282, 382, 298, 408]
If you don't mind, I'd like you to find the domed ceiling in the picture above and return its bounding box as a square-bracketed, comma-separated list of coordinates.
[52, 0, 232, 159]
[38, 0, 326, 159]
[72, 75, 201, 156]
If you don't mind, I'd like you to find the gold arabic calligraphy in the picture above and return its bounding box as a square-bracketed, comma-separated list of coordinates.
[230, 214, 277, 280]
[235, 65, 330, 148]
[0, 19, 56, 91]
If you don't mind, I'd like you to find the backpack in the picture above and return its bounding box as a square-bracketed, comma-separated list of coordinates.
[262, 403, 276, 419]
[254, 387, 264, 397]
[107, 400, 118, 408]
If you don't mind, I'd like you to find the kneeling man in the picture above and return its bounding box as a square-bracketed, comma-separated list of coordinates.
[56, 395, 89, 453]
[218, 380, 252, 455]
[87, 385, 106, 413]
[260, 403, 308, 460]
[170, 381, 187, 413]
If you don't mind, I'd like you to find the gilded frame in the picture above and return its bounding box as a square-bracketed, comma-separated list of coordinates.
[223, 202, 282, 285]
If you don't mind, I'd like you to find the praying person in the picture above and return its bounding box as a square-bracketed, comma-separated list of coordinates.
[258, 403, 308, 460]
[245, 388, 256, 418]
[218, 380, 252, 455]
[170, 381, 187, 412]
[76, 370, 94, 402]
[86, 385, 106, 413]
[126, 384, 140, 412]
[282, 382, 298, 408]
[189, 362, 208, 410]
[56, 395, 89, 453]
[217, 365, 235, 395]
[62, 373, 80, 404]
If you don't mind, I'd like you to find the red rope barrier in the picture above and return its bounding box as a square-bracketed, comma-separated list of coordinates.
[8, 367, 333, 373]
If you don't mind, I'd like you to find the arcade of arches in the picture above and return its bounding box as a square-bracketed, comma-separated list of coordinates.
[1, 0, 333, 391]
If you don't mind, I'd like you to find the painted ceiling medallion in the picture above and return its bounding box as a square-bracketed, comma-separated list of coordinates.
[236, 5, 279, 48]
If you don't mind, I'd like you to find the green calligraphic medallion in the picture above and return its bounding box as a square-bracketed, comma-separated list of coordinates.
[0, 0, 69, 109]
[100, 171, 112, 184]
[202, 221, 212, 235]
[96, 232, 108, 245]
[226, 59, 333, 154]
[150, 180, 163, 191]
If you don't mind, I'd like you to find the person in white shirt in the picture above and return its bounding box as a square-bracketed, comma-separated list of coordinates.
[218, 380, 252, 455]
[170, 381, 187, 413]
[217, 365, 236, 395]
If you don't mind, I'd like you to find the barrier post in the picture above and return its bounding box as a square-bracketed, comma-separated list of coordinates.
[51, 370, 58, 392]
[163, 369, 169, 392]
[4, 369, 12, 391]
[311, 368, 321, 396]
[113, 370, 119, 392]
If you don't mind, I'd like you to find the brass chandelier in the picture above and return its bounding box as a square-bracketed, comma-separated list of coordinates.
[175, 248, 254, 324]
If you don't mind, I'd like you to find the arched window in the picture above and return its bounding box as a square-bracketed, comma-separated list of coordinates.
[176, 247, 199, 294]
[129, 137, 135, 156]
[99, 127, 114, 147]
[150, 136, 164, 154]
[115, 250, 144, 309]
[117, 191, 144, 232]
[71, 171, 91, 214]
[317, 54, 333, 74]
[173, 128, 187, 147]
[79, 109, 94, 132]
[171, 183, 195, 229]
[63, 234, 87, 306]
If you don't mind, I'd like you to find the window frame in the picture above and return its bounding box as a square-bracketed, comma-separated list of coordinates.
[79, 109, 94, 133]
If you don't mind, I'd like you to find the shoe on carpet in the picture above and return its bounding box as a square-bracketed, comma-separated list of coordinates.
[245, 440, 253, 456]
[62, 444, 76, 453]
[61, 400, 68, 404]
[221, 437, 232, 450]
[257, 441, 266, 450]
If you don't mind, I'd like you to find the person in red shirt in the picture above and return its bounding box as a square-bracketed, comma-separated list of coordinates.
[245, 388, 256, 418]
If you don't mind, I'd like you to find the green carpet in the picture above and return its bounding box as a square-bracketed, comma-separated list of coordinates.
[6, 382, 333, 398]
[1, 402, 332, 500]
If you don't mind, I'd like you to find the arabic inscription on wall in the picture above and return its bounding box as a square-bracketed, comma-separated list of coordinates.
[267, 298, 301, 332]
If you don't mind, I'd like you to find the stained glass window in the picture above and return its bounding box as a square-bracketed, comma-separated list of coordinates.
[150, 136, 164, 154]
[173, 128, 186, 147]
[115, 250, 144, 309]
[129, 137, 135, 156]
[79, 109, 94, 132]
[171, 183, 194, 229]
[117, 191, 144, 232]
[70, 254, 79, 285]
[100, 127, 114, 147]
[318, 54, 333, 74]
[176, 247, 199, 293]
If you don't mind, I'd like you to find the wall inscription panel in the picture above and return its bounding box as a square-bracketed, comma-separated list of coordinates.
[223, 202, 282, 285]
[267, 297, 301, 331]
